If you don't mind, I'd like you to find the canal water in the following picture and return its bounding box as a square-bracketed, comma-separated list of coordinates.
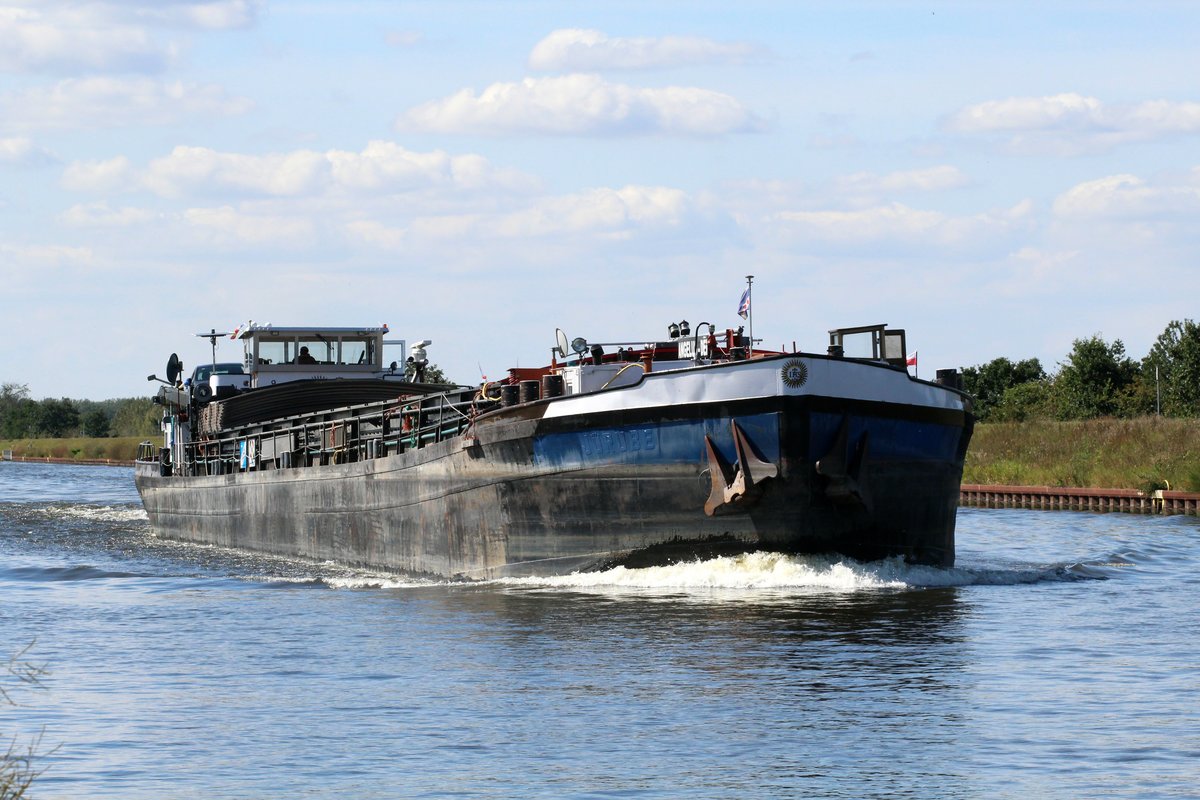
[1, 462, 1196, 799]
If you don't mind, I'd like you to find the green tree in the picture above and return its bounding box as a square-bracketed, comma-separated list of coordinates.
[0, 386, 31, 438]
[110, 398, 160, 437]
[82, 409, 111, 438]
[413, 362, 455, 385]
[1142, 319, 1200, 416]
[990, 380, 1057, 422]
[35, 399, 80, 438]
[0, 385, 39, 439]
[1055, 334, 1138, 419]
[961, 357, 1046, 421]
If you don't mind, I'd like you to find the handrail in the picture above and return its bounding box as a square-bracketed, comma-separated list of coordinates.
[600, 362, 646, 390]
[174, 389, 485, 476]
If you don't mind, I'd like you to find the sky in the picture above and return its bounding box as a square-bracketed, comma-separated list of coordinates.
[2, 0, 1198, 399]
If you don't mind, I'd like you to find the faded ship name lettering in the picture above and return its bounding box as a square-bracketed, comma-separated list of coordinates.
[580, 429, 658, 457]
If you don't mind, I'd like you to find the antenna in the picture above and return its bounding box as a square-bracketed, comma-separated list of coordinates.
[745, 275, 754, 357]
[195, 328, 231, 369]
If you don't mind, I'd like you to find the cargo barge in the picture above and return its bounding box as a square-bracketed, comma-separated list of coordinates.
[134, 319, 974, 578]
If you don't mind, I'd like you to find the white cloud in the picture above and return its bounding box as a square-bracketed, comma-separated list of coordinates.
[528, 28, 762, 71]
[1052, 173, 1200, 219]
[946, 93, 1200, 153]
[144, 146, 331, 197]
[346, 185, 704, 250]
[147, 0, 262, 31]
[68, 141, 535, 199]
[833, 166, 969, 198]
[0, 136, 56, 166]
[0, 2, 258, 76]
[183, 205, 315, 246]
[396, 74, 765, 136]
[0, 4, 172, 74]
[487, 185, 692, 239]
[0, 77, 253, 131]
[60, 202, 155, 227]
[344, 219, 407, 250]
[326, 141, 530, 192]
[0, 242, 93, 267]
[949, 93, 1102, 132]
[61, 156, 133, 191]
[774, 201, 1033, 249]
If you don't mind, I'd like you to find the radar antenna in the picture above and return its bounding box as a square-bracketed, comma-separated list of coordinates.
[195, 328, 231, 370]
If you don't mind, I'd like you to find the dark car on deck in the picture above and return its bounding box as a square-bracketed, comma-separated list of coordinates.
[188, 362, 248, 403]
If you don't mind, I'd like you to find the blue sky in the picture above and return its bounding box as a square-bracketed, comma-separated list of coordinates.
[3, 1, 1198, 399]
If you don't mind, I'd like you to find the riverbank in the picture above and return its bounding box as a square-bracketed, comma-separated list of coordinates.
[1, 436, 142, 464]
[960, 483, 1200, 516]
[963, 416, 1200, 492]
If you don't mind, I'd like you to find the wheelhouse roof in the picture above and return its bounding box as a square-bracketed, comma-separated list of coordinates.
[237, 326, 389, 340]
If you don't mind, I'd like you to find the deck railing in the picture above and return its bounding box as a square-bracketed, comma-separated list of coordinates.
[176, 391, 488, 476]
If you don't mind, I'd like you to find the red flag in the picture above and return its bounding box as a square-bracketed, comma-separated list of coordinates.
[906, 351, 918, 367]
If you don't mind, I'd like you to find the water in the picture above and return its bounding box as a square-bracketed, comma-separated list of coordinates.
[1, 462, 1197, 799]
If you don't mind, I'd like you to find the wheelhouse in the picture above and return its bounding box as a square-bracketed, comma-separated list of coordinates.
[239, 326, 402, 387]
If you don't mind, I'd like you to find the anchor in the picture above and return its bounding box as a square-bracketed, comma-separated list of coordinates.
[815, 415, 872, 510]
[703, 420, 779, 516]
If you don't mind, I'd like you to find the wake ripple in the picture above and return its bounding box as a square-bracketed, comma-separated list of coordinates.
[2, 564, 155, 582]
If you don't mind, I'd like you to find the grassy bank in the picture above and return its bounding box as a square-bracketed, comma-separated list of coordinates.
[964, 417, 1200, 492]
[0, 436, 144, 463]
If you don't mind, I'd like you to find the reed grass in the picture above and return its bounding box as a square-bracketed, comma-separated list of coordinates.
[0, 436, 143, 463]
[964, 417, 1200, 492]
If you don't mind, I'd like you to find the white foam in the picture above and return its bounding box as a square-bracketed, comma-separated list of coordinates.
[321, 574, 442, 590]
[493, 551, 1085, 594]
[496, 552, 906, 592]
[55, 505, 149, 523]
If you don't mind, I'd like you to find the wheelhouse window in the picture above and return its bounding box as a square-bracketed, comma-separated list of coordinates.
[838, 330, 879, 359]
[256, 339, 292, 366]
[339, 338, 375, 366]
[246, 329, 383, 372]
[298, 338, 334, 364]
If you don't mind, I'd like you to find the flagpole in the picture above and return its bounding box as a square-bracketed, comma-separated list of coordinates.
[745, 274, 754, 357]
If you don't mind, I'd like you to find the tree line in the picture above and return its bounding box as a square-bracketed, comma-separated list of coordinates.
[962, 319, 1200, 422]
[0, 383, 159, 439]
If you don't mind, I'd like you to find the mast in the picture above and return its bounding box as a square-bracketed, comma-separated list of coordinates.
[195, 328, 230, 371]
[745, 274, 754, 356]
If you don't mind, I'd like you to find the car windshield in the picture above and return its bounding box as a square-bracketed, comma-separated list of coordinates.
[193, 363, 243, 382]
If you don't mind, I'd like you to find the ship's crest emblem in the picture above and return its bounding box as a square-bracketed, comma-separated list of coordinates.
[781, 359, 808, 388]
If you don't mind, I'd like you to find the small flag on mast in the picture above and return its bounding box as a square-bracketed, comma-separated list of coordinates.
[737, 288, 750, 319]
[906, 351, 918, 368]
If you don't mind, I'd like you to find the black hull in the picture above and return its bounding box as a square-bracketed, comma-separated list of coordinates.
[135, 388, 972, 579]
